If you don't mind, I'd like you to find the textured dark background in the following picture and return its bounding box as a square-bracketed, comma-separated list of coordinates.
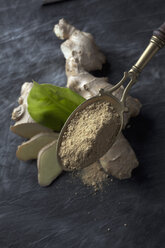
[0, 0, 165, 247]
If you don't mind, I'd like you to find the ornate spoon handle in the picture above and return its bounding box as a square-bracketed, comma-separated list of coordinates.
[102, 22, 165, 104]
[129, 22, 165, 76]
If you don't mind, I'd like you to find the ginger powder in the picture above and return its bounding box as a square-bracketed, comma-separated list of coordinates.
[59, 101, 120, 171]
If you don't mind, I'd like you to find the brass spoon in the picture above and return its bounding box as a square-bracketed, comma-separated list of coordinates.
[57, 22, 165, 171]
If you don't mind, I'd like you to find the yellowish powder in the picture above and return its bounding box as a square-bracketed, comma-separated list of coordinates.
[59, 101, 120, 171]
[80, 162, 108, 191]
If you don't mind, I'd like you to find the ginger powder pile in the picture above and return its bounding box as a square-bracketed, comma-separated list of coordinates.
[59, 101, 120, 171]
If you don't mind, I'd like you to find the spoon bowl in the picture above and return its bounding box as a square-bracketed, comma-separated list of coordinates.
[57, 93, 123, 171]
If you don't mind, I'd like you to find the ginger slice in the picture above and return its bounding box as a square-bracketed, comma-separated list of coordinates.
[16, 132, 59, 161]
[37, 140, 63, 186]
[10, 123, 53, 139]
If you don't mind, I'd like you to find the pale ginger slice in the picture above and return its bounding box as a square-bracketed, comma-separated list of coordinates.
[16, 132, 59, 161]
[11, 82, 53, 139]
[10, 123, 53, 139]
[37, 140, 63, 186]
[100, 134, 138, 179]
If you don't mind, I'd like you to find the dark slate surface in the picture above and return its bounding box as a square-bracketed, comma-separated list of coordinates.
[0, 0, 165, 247]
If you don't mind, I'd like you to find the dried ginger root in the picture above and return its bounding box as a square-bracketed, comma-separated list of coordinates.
[54, 18, 106, 71]
[10, 19, 141, 187]
[54, 19, 142, 180]
[100, 134, 138, 179]
[11, 83, 53, 139]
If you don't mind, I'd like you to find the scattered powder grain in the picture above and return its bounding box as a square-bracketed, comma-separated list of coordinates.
[80, 162, 108, 191]
[59, 100, 120, 171]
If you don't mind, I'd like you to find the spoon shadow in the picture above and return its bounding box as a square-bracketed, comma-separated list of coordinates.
[123, 113, 154, 183]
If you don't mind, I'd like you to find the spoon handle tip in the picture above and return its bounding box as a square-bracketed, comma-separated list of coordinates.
[153, 22, 165, 42]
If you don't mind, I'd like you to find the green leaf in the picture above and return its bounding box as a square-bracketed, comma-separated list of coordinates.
[27, 81, 85, 131]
